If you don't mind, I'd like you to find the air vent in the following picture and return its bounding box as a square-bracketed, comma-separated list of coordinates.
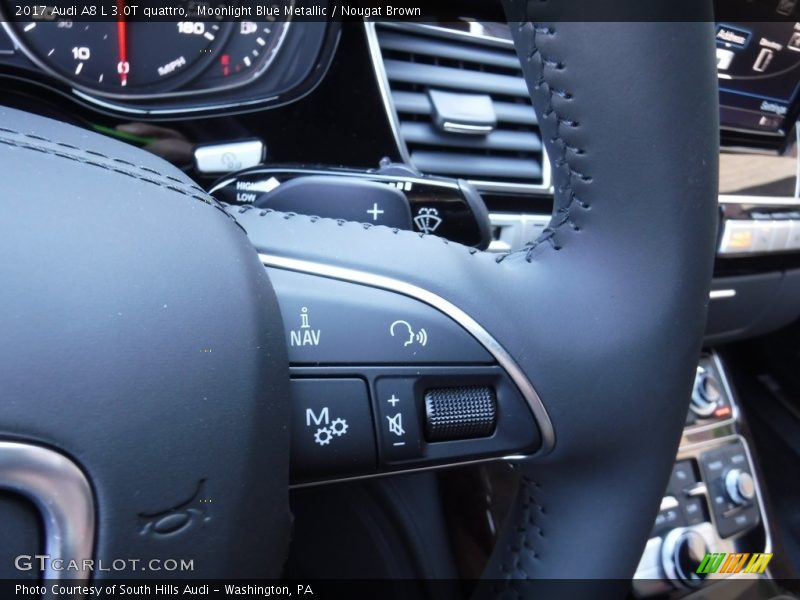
[369, 23, 549, 192]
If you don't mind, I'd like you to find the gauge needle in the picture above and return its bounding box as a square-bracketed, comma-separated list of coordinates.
[116, 0, 128, 87]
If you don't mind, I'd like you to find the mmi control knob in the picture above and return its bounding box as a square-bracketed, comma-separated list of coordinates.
[725, 469, 755, 505]
[690, 367, 721, 418]
[662, 528, 709, 589]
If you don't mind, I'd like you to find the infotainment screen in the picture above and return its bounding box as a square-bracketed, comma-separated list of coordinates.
[716, 22, 800, 135]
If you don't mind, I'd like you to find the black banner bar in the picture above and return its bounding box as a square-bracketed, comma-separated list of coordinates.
[2, 0, 800, 23]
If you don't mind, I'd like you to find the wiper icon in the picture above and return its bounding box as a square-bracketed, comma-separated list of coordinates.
[413, 207, 443, 234]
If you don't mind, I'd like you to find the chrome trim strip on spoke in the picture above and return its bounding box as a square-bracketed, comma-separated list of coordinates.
[258, 252, 555, 456]
[0, 441, 95, 583]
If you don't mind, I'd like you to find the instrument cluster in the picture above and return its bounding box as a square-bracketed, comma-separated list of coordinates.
[0, 1, 337, 116]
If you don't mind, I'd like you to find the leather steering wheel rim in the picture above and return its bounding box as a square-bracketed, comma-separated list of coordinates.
[0, 4, 719, 595]
[236, 7, 720, 591]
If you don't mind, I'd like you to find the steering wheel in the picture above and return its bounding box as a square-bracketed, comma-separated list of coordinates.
[0, 3, 719, 597]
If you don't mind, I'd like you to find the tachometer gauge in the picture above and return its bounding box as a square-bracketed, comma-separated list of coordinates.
[5, 10, 231, 97]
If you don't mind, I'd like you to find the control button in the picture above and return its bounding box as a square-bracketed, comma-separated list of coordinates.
[709, 478, 736, 513]
[424, 386, 496, 441]
[691, 367, 721, 417]
[193, 139, 265, 174]
[290, 378, 376, 479]
[770, 220, 792, 251]
[713, 404, 732, 419]
[268, 269, 493, 365]
[789, 31, 800, 52]
[752, 47, 775, 73]
[662, 529, 709, 589]
[669, 460, 697, 494]
[751, 221, 774, 252]
[731, 508, 758, 530]
[724, 469, 755, 505]
[683, 497, 706, 525]
[718, 220, 755, 254]
[654, 508, 682, 530]
[718, 503, 760, 538]
[660, 495, 679, 512]
[729, 449, 747, 466]
[374, 378, 423, 462]
[716, 47, 735, 70]
[684, 482, 707, 498]
[787, 221, 800, 250]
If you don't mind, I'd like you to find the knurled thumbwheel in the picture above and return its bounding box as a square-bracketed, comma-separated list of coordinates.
[424, 386, 497, 442]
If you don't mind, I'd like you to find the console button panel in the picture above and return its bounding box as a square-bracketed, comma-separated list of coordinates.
[634, 353, 769, 597]
[700, 441, 760, 538]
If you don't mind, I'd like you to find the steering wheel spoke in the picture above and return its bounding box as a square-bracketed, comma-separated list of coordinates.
[263, 256, 549, 486]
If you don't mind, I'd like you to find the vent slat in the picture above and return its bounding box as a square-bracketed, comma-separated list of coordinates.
[410, 151, 542, 181]
[399, 122, 541, 152]
[378, 31, 522, 71]
[392, 90, 538, 125]
[392, 90, 433, 115]
[384, 59, 530, 98]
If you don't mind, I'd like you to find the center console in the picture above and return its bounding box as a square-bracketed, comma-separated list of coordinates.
[633, 353, 771, 595]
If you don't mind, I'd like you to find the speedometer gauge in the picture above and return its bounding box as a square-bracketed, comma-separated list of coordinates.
[8, 15, 229, 96]
[2, 2, 292, 100]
